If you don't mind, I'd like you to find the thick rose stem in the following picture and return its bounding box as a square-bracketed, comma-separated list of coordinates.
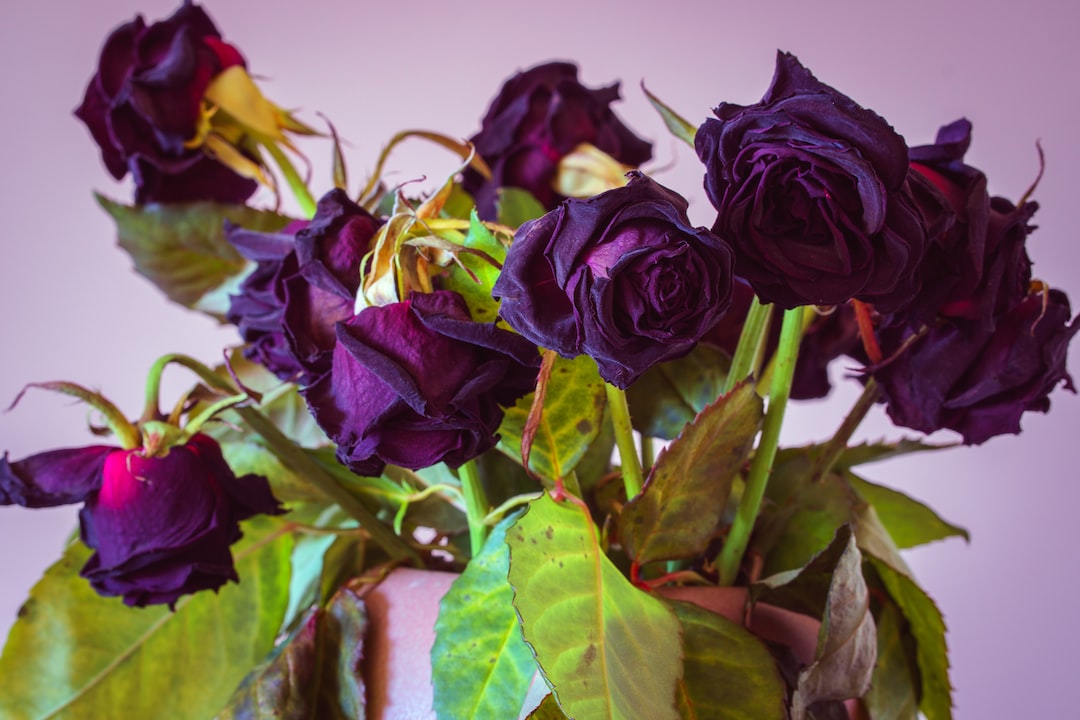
[605, 382, 645, 500]
[724, 296, 774, 394]
[458, 459, 488, 557]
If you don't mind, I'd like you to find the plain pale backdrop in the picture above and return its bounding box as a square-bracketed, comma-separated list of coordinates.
[1, 1, 1078, 717]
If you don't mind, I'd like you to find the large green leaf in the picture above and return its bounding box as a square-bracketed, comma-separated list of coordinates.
[867, 557, 952, 720]
[432, 513, 535, 719]
[97, 195, 292, 314]
[0, 516, 293, 719]
[625, 342, 731, 440]
[498, 354, 606, 481]
[621, 382, 762, 565]
[215, 585, 367, 720]
[507, 494, 683, 720]
[863, 602, 919, 720]
[846, 473, 968, 549]
[667, 599, 786, 720]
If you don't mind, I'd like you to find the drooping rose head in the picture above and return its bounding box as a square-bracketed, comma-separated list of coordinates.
[695, 51, 930, 311]
[1, 434, 283, 607]
[302, 291, 540, 476]
[74, 1, 257, 204]
[492, 172, 736, 388]
[227, 190, 383, 383]
[462, 61, 653, 219]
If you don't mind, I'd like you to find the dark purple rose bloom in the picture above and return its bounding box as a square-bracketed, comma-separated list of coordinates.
[492, 172, 735, 388]
[74, 1, 257, 204]
[1, 434, 283, 607]
[303, 291, 540, 476]
[695, 51, 930, 311]
[462, 61, 653, 220]
[873, 289, 1078, 444]
[227, 190, 382, 382]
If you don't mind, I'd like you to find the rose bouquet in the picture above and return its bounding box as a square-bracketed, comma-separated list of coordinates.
[1, 2, 1076, 719]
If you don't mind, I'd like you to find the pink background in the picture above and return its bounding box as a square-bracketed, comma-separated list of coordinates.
[2, 0, 1077, 716]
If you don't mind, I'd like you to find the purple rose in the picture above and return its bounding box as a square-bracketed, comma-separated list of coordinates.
[873, 289, 1078, 444]
[1, 434, 283, 607]
[227, 190, 382, 382]
[695, 51, 930, 311]
[302, 291, 540, 476]
[74, 1, 257, 204]
[462, 61, 653, 219]
[492, 172, 735, 388]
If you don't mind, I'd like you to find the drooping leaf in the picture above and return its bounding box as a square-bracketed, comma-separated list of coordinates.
[0, 516, 293, 720]
[439, 210, 507, 325]
[625, 342, 731, 440]
[507, 494, 683, 720]
[215, 585, 368, 720]
[864, 601, 919, 720]
[834, 439, 955, 469]
[667, 599, 787, 720]
[846, 472, 969, 549]
[497, 187, 548, 228]
[622, 382, 762, 565]
[96, 195, 291, 314]
[788, 529, 876, 720]
[498, 354, 606, 481]
[641, 83, 698, 147]
[867, 556, 952, 720]
[432, 513, 536, 720]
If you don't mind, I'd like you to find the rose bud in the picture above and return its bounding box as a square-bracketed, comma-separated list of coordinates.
[492, 172, 736, 389]
[1, 434, 283, 607]
[461, 61, 653, 220]
[74, 1, 258, 204]
[695, 51, 930, 311]
[302, 290, 540, 476]
[227, 190, 383, 382]
[872, 289, 1079, 445]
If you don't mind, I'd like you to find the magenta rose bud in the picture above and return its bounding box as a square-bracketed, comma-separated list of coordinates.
[873, 289, 1079, 445]
[695, 51, 930, 311]
[2, 434, 283, 607]
[302, 291, 540, 476]
[492, 172, 735, 389]
[462, 61, 653, 219]
[74, 1, 257, 204]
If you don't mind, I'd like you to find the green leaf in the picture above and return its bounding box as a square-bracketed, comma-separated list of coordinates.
[526, 694, 570, 719]
[497, 187, 548, 228]
[625, 342, 731, 440]
[641, 83, 698, 148]
[440, 210, 506, 324]
[498, 354, 606, 481]
[215, 585, 368, 720]
[432, 513, 536, 719]
[846, 473, 969, 549]
[96, 195, 292, 315]
[621, 382, 762, 565]
[864, 601, 919, 720]
[867, 556, 952, 720]
[667, 599, 787, 720]
[0, 516, 293, 720]
[507, 494, 683, 720]
[789, 529, 876, 720]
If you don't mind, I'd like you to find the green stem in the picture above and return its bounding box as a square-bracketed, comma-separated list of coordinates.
[142, 353, 240, 422]
[605, 382, 644, 500]
[236, 406, 420, 565]
[724, 297, 773, 394]
[263, 141, 318, 219]
[458, 460, 488, 557]
[640, 435, 655, 473]
[717, 307, 805, 586]
[810, 377, 882, 482]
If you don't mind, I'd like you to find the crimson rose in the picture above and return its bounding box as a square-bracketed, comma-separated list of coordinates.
[492, 172, 735, 388]
[695, 51, 930, 311]
[1, 434, 283, 607]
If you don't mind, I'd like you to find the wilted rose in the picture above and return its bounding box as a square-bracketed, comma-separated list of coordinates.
[462, 61, 653, 219]
[695, 51, 930, 311]
[1, 434, 283, 607]
[74, 1, 257, 204]
[492, 172, 735, 388]
[302, 290, 540, 476]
